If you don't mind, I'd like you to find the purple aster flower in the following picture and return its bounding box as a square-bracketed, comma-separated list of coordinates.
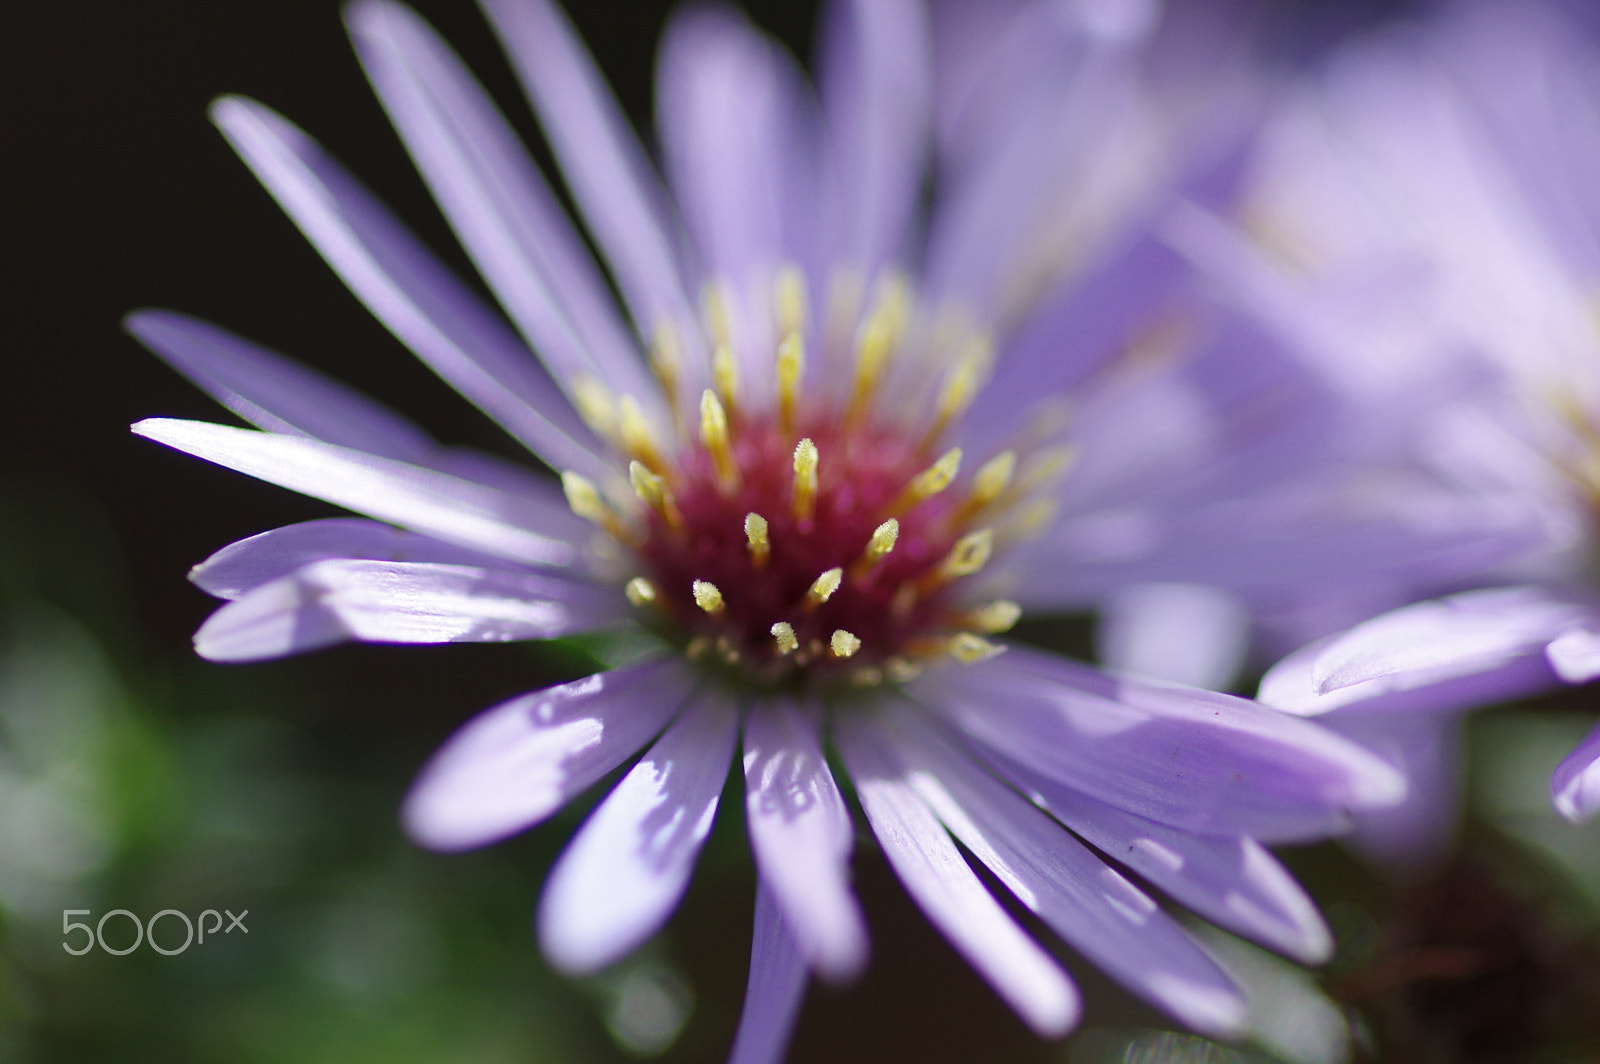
[130, 0, 1410, 1056]
[1195, 0, 1600, 858]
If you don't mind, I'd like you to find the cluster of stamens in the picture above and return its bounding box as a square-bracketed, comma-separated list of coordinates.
[561, 268, 1070, 691]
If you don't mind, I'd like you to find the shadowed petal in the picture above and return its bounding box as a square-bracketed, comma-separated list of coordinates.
[1096, 581, 1250, 690]
[133, 420, 578, 568]
[998, 759, 1331, 964]
[879, 702, 1246, 1036]
[1327, 711, 1465, 869]
[743, 698, 867, 981]
[1553, 719, 1600, 822]
[403, 660, 694, 851]
[347, 1, 664, 417]
[210, 94, 611, 481]
[912, 646, 1404, 842]
[727, 879, 809, 1064]
[836, 710, 1079, 1037]
[192, 559, 624, 661]
[539, 692, 738, 974]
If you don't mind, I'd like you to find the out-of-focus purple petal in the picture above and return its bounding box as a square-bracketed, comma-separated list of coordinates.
[538, 692, 738, 975]
[127, 310, 435, 463]
[1259, 631, 1561, 718]
[727, 879, 809, 1064]
[1325, 711, 1464, 870]
[997, 760, 1331, 964]
[346, 2, 664, 419]
[190, 519, 505, 600]
[210, 95, 611, 481]
[1546, 623, 1600, 683]
[743, 697, 867, 982]
[819, 0, 930, 278]
[403, 660, 692, 850]
[1309, 587, 1589, 694]
[1553, 719, 1600, 822]
[1096, 581, 1250, 690]
[192, 558, 623, 661]
[878, 703, 1246, 1036]
[479, 0, 699, 361]
[912, 646, 1404, 842]
[836, 710, 1080, 1037]
[133, 419, 579, 568]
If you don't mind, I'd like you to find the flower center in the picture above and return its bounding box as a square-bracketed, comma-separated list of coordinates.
[560, 270, 1062, 691]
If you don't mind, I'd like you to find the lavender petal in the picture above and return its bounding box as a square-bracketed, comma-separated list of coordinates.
[727, 879, 809, 1064]
[133, 419, 578, 568]
[538, 692, 738, 975]
[836, 710, 1079, 1037]
[1553, 719, 1600, 822]
[743, 697, 867, 981]
[210, 95, 611, 481]
[403, 659, 694, 851]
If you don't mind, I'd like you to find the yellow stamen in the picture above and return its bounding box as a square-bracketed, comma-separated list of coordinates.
[938, 529, 994, 581]
[830, 630, 862, 658]
[700, 389, 739, 491]
[650, 322, 683, 421]
[792, 437, 819, 523]
[629, 460, 682, 526]
[967, 600, 1021, 633]
[852, 518, 899, 579]
[775, 266, 808, 337]
[561, 471, 608, 524]
[692, 579, 725, 615]
[884, 657, 923, 683]
[805, 567, 843, 607]
[999, 498, 1059, 543]
[1016, 446, 1077, 494]
[844, 273, 911, 425]
[712, 342, 740, 415]
[887, 447, 962, 516]
[923, 336, 993, 445]
[953, 450, 1016, 522]
[771, 621, 798, 655]
[625, 577, 658, 607]
[618, 395, 666, 471]
[570, 376, 617, 440]
[776, 329, 804, 436]
[744, 512, 771, 568]
[948, 632, 1005, 663]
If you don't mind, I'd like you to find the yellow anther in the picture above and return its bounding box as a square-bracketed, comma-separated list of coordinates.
[884, 657, 923, 683]
[844, 274, 911, 425]
[618, 395, 666, 470]
[650, 322, 683, 419]
[1016, 446, 1077, 494]
[968, 600, 1022, 633]
[625, 577, 658, 607]
[792, 437, 819, 523]
[744, 512, 771, 567]
[692, 579, 725, 615]
[771, 621, 798, 655]
[703, 282, 735, 352]
[949, 632, 1005, 663]
[952, 450, 1016, 523]
[805, 567, 844, 607]
[571, 376, 617, 439]
[561, 471, 607, 524]
[852, 519, 899, 579]
[712, 341, 740, 414]
[775, 266, 808, 337]
[776, 329, 804, 435]
[924, 336, 993, 445]
[939, 529, 994, 580]
[1000, 498, 1059, 543]
[830, 630, 862, 658]
[887, 447, 962, 516]
[629, 460, 682, 526]
[699, 389, 739, 491]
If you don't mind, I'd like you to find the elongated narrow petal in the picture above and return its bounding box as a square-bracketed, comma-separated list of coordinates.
[996, 758, 1331, 963]
[1547, 623, 1600, 684]
[912, 646, 1404, 842]
[479, 0, 697, 345]
[134, 419, 577, 568]
[743, 699, 867, 981]
[727, 879, 809, 1064]
[127, 310, 436, 463]
[1310, 587, 1588, 694]
[877, 703, 1246, 1036]
[1553, 719, 1600, 822]
[539, 693, 738, 974]
[836, 712, 1079, 1037]
[193, 559, 624, 661]
[404, 660, 695, 851]
[210, 95, 611, 481]
[347, 1, 663, 414]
